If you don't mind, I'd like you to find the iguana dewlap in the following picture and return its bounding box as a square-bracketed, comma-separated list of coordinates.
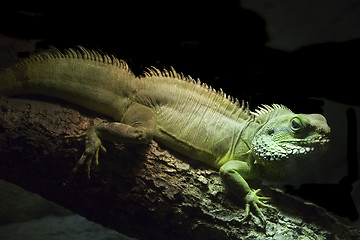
[0, 47, 330, 223]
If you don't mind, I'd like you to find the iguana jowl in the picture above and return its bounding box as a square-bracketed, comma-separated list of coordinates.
[0, 47, 330, 223]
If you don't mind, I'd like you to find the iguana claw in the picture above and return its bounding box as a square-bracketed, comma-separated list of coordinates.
[78, 138, 107, 179]
[241, 189, 277, 224]
[63, 129, 106, 186]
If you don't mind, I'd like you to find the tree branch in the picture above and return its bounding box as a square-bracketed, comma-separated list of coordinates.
[0, 96, 359, 240]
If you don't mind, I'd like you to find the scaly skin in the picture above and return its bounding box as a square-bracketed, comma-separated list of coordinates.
[0, 47, 330, 224]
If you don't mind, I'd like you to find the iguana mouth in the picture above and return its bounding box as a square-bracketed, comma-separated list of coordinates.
[277, 137, 329, 155]
[278, 136, 329, 146]
[252, 136, 330, 164]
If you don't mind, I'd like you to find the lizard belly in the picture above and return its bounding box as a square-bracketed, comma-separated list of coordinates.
[154, 126, 217, 167]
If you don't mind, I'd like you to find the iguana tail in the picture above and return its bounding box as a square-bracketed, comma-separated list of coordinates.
[0, 48, 137, 119]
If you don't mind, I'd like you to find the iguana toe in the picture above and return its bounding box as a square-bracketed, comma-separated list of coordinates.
[241, 189, 276, 224]
[63, 130, 106, 185]
[81, 135, 107, 179]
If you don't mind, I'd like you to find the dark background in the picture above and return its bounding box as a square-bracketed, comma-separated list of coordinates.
[1, 1, 359, 110]
[0, 0, 359, 230]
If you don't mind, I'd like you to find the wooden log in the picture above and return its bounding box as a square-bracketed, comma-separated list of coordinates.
[0, 96, 359, 240]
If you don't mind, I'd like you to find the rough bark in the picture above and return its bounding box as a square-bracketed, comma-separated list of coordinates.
[0, 96, 359, 240]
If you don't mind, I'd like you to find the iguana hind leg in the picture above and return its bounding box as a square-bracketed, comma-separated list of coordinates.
[64, 104, 156, 185]
[219, 160, 276, 224]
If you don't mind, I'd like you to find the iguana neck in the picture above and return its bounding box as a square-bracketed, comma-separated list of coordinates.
[225, 120, 261, 165]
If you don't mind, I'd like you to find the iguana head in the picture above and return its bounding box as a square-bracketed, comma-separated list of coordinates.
[250, 104, 330, 168]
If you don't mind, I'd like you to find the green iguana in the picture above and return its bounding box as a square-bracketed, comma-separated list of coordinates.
[0, 47, 330, 223]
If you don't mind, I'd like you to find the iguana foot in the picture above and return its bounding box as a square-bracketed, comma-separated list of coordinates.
[63, 127, 106, 186]
[63, 115, 156, 186]
[241, 189, 277, 224]
[219, 161, 278, 225]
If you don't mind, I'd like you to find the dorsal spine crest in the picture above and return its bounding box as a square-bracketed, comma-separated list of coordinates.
[14, 46, 131, 73]
[142, 65, 249, 113]
[250, 104, 292, 124]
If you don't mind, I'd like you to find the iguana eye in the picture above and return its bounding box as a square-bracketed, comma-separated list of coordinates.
[291, 117, 302, 131]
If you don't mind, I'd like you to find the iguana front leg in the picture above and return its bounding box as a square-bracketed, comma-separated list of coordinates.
[64, 104, 156, 184]
[219, 160, 276, 224]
